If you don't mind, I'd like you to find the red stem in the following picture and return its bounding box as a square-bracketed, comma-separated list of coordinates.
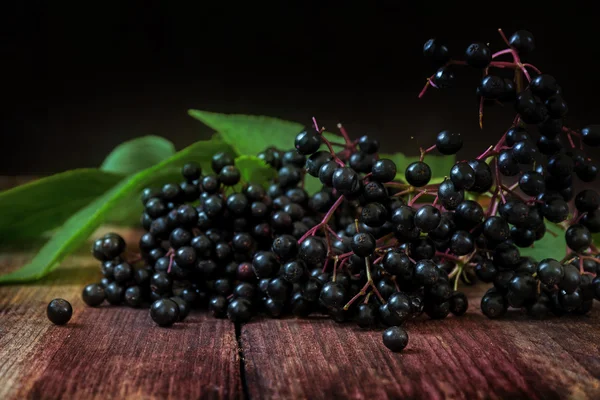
[297, 195, 345, 243]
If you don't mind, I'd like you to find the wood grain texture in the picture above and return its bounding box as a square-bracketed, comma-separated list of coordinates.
[0, 254, 242, 400]
[241, 287, 600, 400]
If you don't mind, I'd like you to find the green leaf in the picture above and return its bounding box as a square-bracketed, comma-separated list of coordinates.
[379, 152, 456, 184]
[100, 135, 176, 175]
[234, 155, 276, 186]
[188, 109, 341, 155]
[593, 232, 599, 248]
[0, 138, 234, 284]
[520, 222, 567, 261]
[0, 169, 122, 243]
[304, 176, 324, 196]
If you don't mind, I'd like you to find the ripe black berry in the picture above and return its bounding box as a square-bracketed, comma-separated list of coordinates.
[47, 298, 73, 325]
[436, 130, 463, 155]
[437, 178, 464, 210]
[371, 159, 397, 183]
[519, 171, 545, 196]
[483, 216, 510, 243]
[382, 326, 409, 352]
[531, 74, 558, 100]
[332, 167, 360, 195]
[481, 289, 508, 319]
[450, 230, 474, 255]
[414, 260, 439, 286]
[465, 43, 491, 68]
[479, 75, 505, 99]
[537, 259, 564, 286]
[449, 292, 468, 316]
[124, 286, 143, 308]
[212, 152, 235, 174]
[423, 38, 450, 66]
[150, 299, 179, 327]
[414, 205, 441, 233]
[306, 151, 333, 177]
[509, 30, 535, 53]
[182, 162, 201, 182]
[565, 224, 592, 253]
[351, 232, 376, 257]
[405, 161, 431, 187]
[82, 283, 105, 307]
[450, 162, 475, 190]
[319, 282, 347, 311]
[295, 131, 322, 155]
[433, 67, 455, 88]
[361, 202, 388, 228]
[219, 165, 241, 186]
[467, 159, 493, 193]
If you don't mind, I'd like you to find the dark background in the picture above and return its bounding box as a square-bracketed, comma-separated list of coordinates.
[4, 2, 599, 175]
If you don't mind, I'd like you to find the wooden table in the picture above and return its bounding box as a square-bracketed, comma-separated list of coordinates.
[1, 178, 600, 400]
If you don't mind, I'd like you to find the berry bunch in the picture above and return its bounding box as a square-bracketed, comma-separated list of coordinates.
[76, 29, 599, 354]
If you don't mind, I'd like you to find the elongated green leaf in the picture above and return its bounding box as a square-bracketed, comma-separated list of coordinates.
[188, 109, 341, 155]
[100, 135, 176, 175]
[379, 152, 455, 184]
[0, 138, 234, 284]
[0, 169, 122, 242]
[520, 222, 567, 261]
[234, 155, 276, 186]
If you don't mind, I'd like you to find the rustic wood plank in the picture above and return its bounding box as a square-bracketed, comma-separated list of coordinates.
[240, 287, 600, 400]
[0, 253, 242, 400]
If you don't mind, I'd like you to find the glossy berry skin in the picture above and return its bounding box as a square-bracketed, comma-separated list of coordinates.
[170, 296, 190, 321]
[436, 131, 463, 155]
[450, 230, 474, 256]
[437, 179, 464, 210]
[382, 326, 409, 352]
[449, 292, 468, 316]
[361, 202, 388, 228]
[483, 216, 510, 243]
[481, 290, 508, 319]
[125, 286, 143, 308]
[47, 298, 73, 325]
[423, 38, 450, 65]
[497, 151, 520, 176]
[405, 161, 431, 187]
[182, 162, 201, 182]
[295, 131, 321, 155]
[467, 160, 493, 193]
[581, 125, 600, 147]
[519, 172, 545, 196]
[537, 259, 564, 286]
[150, 299, 179, 327]
[433, 67, 454, 88]
[355, 303, 378, 328]
[211, 152, 235, 174]
[272, 235, 298, 261]
[82, 284, 105, 307]
[414, 205, 441, 233]
[332, 167, 360, 195]
[479, 75, 505, 99]
[414, 260, 439, 286]
[319, 282, 347, 311]
[509, 30, 535, 53]
[450, 162, 475, 190]
[305, 151, 333, 177]
[298, 237, 327, 267]
[351, 232, 376, 257]
[219, 166, 241, 186]
[565, 224, 592, 253]
[371, 159, 397, 183]
[531, 74, 558, 100]
[465, 43, 491, 68]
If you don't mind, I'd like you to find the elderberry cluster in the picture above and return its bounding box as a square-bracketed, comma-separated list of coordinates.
[75, 28, 600, 354]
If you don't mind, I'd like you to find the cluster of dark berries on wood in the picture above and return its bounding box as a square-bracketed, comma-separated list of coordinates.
[421, 29, 600, 318]
[73, 28, 600, 354]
